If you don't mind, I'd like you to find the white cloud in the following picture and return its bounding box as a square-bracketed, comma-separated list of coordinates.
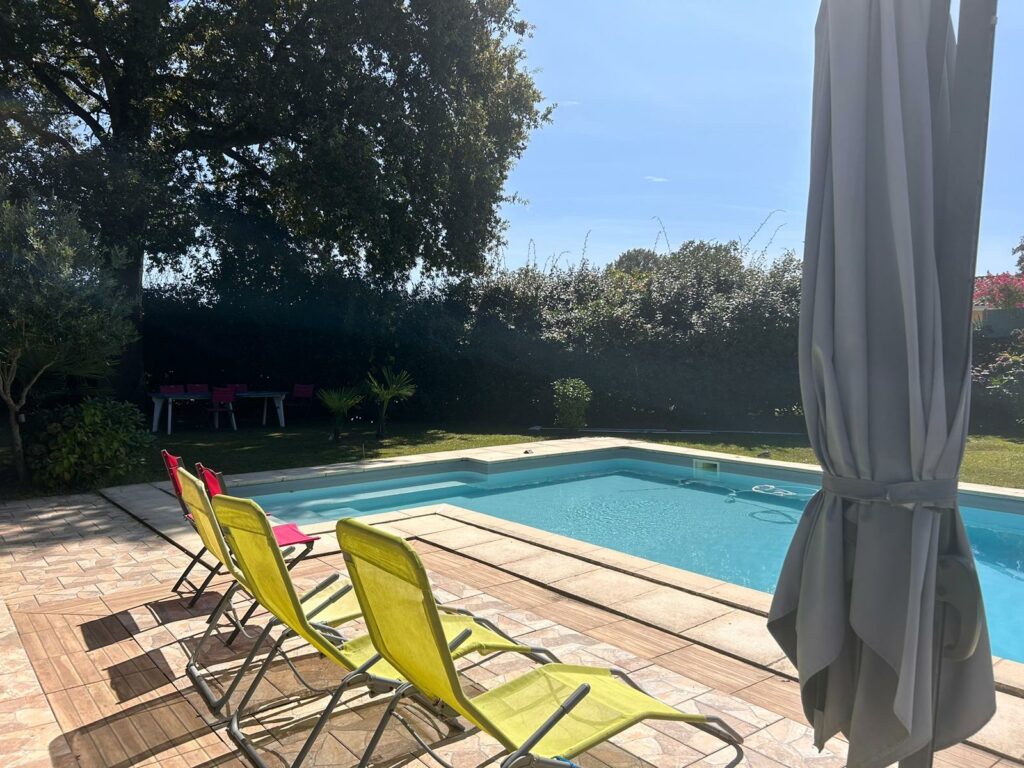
[644, 175, 669, 183]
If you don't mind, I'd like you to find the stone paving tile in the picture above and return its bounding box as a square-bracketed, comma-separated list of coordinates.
[656, 644, 775, 693]
[685, 610, 787, 667]
[420, 524, 505, 550]
[973, 691, 1024, 760]
[618, 586, 735, 633]
[553, 568, 663, 604]
[508, 550, 602, 582]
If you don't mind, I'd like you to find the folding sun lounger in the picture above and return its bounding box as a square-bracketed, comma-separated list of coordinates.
[175, 468, 360, 714]
[211, 493, 558, 768]
[336, 518, 743, 768]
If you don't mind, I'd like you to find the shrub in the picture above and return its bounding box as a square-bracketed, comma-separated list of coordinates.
[317, 387, 364, 441]
[367, 368, 416, 438]
[972, 329, 1024, 427]
[552, 378, 592, 429]
[27, 399, 153, 489]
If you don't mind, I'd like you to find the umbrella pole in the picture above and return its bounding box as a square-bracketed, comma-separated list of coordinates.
[926, 509, 954, 768]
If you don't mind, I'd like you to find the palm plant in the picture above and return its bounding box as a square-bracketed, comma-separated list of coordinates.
[317, 387, 364, 442]
[366, 367, 416, 438]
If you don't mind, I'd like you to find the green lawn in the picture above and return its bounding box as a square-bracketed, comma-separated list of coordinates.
[658, 432, 1024, 488]
[0, 421, 543, 499]
[2, 420, 1023, 499]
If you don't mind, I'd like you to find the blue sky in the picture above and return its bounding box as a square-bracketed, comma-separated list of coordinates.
[499, 1, 1023, 274]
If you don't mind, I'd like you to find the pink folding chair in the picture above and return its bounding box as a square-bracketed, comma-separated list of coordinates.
[208, 386, 237, 430]
[162, 450, 219, 601]
[196, 462, 320, 642]
[286, 383, 315, 419]
[187, 383, 209, 394]
[226, 383, 248, 393]
[159, 384, 185, 395]
[291, 383, 315, 399]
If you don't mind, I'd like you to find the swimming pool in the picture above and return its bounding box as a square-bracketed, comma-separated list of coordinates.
[241, 450, 1024, 662]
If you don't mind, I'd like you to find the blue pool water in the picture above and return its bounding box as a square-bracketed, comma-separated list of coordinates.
[247, 456, 1024, 662]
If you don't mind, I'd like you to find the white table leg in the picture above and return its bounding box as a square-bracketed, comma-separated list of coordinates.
[275, 396, 286, 428]
[262, 397, 268, 426]
[151, 397, 163, 433]
[166, 399, 174, 436]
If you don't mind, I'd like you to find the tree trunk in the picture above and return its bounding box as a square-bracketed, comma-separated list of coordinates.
[6, 403, 26, 483]
[377, 402, 388, 438]
[115, 251, 146, 403]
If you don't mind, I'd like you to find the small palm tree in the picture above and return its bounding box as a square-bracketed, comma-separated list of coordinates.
[366, 367, 416, 438]
[317, 387, 364, 442]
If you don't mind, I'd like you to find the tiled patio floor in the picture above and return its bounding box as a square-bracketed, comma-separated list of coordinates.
[1, 489, 1020, 767]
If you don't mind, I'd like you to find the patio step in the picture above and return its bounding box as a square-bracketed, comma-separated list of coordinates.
[277, 479, 478, 522]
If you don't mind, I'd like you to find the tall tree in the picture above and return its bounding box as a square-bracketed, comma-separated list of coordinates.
[0, 0, 548, 397]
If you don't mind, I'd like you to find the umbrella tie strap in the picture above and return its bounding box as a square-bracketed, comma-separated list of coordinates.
[822, 475, 958, 506]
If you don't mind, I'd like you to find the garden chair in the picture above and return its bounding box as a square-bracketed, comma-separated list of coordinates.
[213, 494, 555, 768]
[159, 384, 185, 395]
[226, 383, 248, 393]
[208, 385, 237, 430]
[196, 461, 319, 638]
[286, 383, 315, 419]
[336, 518, 742, 768]
[187, 383, 209, 395]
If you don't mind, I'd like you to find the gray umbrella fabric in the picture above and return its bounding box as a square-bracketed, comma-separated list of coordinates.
[767, 1, 998, 767]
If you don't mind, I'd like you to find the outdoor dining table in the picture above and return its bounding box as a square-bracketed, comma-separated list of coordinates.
[149, 391, 288, 435]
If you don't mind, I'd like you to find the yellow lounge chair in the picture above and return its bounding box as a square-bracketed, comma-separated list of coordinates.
[213, 494, 558, 768]
[336, 517, 743, 768]
[177, 467, 363, 713]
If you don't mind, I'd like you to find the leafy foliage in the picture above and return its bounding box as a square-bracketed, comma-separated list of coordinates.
[0, 187, 135, 481]
[317, 387, 365, 441]
[367, 368, 416, 438]
[26, 399, 153, 490]
[0, 1, 547, 280]
[972, 329, 1024, 425]
[552, 378, 592, 429]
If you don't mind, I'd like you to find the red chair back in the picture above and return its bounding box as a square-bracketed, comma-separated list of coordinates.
[161, 450, 184, 497]
[187, 383, 209, 394]
[195, 463, 225, 496]
[226, 383, 248, 393]
[159, 385, 185, 395]
[292, 383, 315, 399]
[161, 450, 192, 520]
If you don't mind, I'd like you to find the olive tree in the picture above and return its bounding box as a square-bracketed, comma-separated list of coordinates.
[0, 189, 134, 482]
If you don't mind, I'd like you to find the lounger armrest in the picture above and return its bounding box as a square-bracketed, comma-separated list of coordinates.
[507, 683, 591, 762]
[297, 573, 341, 605]
[447, 628, 473, 652]
[306, 582, 353, 621]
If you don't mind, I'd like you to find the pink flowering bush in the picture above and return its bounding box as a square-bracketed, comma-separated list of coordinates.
[973, 272, 1024, 310]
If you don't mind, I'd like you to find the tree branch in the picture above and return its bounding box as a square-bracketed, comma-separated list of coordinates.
[16, 360, 55, 410]
[3, 109, 80, 154]
[69, 0, 120, 106]
[50, 62, 109, 108]
[29, 61, 108, 143]
[222, 148, 271, 180]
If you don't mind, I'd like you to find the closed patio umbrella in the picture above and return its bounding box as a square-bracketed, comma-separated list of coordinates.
[768, 1, 999, 767]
